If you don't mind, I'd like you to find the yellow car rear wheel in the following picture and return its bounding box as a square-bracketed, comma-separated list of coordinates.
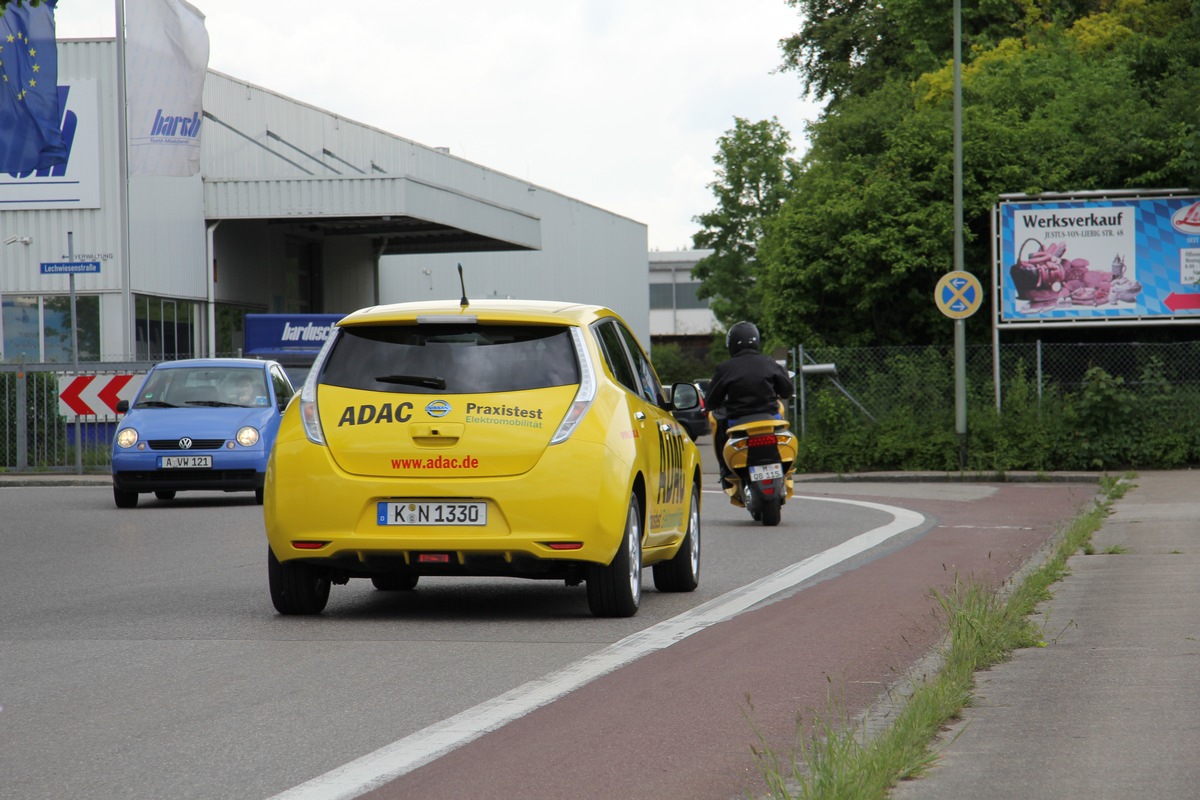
[268, 547, 331, 615]
[586, 493, 642, 618]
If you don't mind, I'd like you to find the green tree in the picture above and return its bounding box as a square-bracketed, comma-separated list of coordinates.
[691, 117, 797, 335]
[778, 0, 1080, 107]
[649, 342, 714, 386]
[760, 0, 1200, 348]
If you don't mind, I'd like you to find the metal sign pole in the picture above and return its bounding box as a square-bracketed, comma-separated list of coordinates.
[953, 0, 965, 470]
[68, 232, 82, 475]
[955, 318, 966, 469]
[935, 270, 982, 472]
[797, 344, 806, 438]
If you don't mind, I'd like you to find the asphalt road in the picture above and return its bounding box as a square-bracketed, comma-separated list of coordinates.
[0, 478, 1095, 800]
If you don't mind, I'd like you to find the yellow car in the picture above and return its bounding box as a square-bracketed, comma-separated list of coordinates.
[264, 299, 703, 617]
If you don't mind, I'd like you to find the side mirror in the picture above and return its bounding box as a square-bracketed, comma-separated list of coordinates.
[116, 399, 129, 414]
[670, 382, 700, 411]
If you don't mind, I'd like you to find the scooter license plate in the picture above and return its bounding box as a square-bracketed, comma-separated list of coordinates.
[749, 463, 783, 481]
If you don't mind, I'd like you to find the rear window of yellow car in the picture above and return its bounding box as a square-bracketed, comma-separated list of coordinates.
[319, 323, 580, 393]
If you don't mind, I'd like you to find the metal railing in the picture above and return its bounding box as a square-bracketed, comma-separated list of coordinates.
[1, 361, 153, 474]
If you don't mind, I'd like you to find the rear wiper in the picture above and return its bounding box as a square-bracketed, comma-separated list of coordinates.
[375, 374, 447, 390]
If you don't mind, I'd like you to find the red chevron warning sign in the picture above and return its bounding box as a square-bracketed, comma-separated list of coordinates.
[57, 373, 142, 419]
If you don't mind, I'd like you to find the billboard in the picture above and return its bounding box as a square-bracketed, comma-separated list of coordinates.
[996, 192, 1200, 326]
[243, 313, 342, 361]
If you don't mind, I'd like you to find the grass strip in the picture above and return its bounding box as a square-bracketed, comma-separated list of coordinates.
[750, 472, 1133, 800]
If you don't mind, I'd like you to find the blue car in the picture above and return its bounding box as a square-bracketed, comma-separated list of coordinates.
[111, 358, 296, 508]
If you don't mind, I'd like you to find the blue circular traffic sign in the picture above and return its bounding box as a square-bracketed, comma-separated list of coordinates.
[935, 271, 984, 319]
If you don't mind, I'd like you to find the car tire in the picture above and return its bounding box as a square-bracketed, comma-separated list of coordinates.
[154, 490, 176, 500]
[113, 487, 138, 508]
[268, 547, 330, 615]
[371, 571, 419, 591]
[653, 485, 700, 592]
[254, 488, 264, 505]
[586, 492, 642, 618]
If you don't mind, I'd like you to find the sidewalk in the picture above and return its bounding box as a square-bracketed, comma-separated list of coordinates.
[891, 469, 1200, 800]
[0, 472, 111, 487]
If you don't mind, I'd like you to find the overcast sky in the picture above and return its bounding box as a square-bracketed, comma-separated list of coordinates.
[55, 0, 823, 251]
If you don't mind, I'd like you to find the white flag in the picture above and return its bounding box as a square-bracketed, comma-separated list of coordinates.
[125, 0, 210, 177]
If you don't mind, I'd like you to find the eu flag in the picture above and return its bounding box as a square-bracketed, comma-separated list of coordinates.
[0, 0, 66, 174]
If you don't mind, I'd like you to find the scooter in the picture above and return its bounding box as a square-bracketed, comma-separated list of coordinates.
[716, 408, 797, 526]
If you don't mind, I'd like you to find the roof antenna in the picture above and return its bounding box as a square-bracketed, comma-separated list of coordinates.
[457, 262, 469, 308]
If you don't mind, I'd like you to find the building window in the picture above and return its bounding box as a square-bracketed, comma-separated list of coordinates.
[1, 294, 100, 363]
[44, 295, 100, 361]
[674, 281, 709, 310]
[649, 281, 709, 310]
[134, 294, 196, 361]
[649, 284, 674, 310]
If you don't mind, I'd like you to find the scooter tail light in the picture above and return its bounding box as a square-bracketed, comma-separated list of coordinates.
[747, 434, 778, 447]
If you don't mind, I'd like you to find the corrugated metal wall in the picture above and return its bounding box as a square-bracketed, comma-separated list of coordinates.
[201, 70, 554, 221]
[380, 189, 651, 345]
[203, 69, 651, 341]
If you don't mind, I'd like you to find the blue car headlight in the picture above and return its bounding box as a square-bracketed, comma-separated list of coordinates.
[236, 426, 260, 447]
[115, 428, 139, 449]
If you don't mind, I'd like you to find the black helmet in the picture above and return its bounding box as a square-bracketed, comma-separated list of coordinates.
[726, 321, 760, 355]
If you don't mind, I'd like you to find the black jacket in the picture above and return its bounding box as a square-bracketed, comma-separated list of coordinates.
[706, 349, 793, 420]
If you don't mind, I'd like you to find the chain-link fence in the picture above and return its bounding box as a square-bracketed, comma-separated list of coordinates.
[790, 341, 1200, 472]
[795, 341, 1200, 423]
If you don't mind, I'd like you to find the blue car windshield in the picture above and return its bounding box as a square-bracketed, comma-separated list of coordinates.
[135, 367, 269, 408]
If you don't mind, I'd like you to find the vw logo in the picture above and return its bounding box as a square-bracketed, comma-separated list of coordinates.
[178, 437, 193, 449]
[425, 400, 451, 418]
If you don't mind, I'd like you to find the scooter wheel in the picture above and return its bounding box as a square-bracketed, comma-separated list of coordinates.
[742, 484, 758, 519]
[761, 499, 782, 527]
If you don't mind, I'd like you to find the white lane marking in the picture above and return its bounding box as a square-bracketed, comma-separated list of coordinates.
[268, 496, 924, 800]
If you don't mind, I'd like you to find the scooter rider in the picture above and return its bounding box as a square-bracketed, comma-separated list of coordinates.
[706, 321, 794, 489]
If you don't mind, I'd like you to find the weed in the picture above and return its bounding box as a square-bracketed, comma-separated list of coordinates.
[749, 474, 1123, 798]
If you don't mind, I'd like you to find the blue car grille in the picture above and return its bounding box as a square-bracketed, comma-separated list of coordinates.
[147, 438, 227, 451]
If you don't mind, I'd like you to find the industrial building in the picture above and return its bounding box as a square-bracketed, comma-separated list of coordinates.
[0, 38, 650, 365]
